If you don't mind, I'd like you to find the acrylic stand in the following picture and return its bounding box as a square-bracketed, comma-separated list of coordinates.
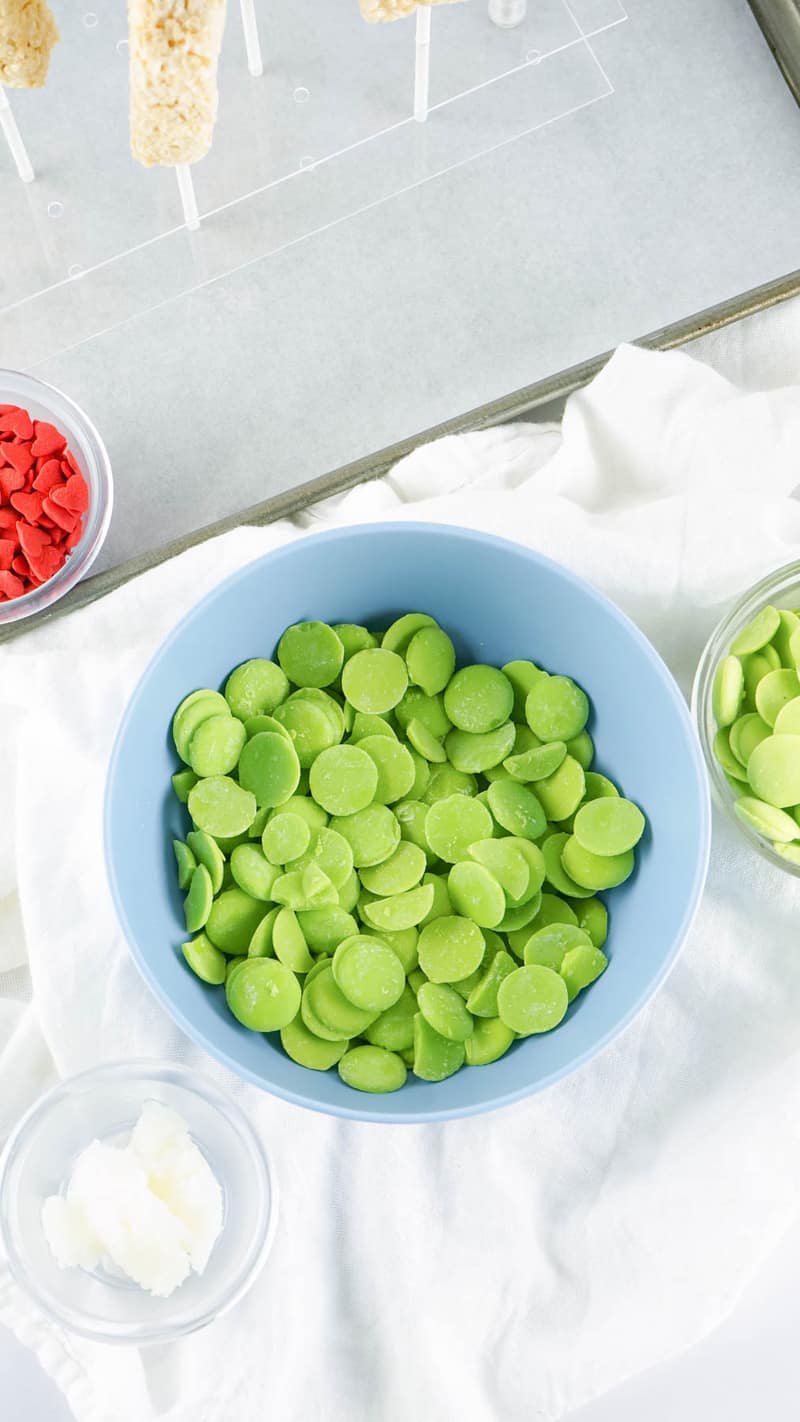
[1, 0, 628, 367]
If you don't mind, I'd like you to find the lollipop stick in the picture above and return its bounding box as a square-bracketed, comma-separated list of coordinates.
[0, 87, 34, 182]
[239, 0, 263, 77]
[176, 163, 200, 230]
[414, 6, 431, 123]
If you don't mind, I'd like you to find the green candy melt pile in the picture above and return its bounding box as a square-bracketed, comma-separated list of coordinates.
[169, 614, 646, 1094]
[711, 602, 800, 858]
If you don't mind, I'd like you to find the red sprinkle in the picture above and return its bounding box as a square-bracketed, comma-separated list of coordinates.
[42, 496, 78, 533]
[0, 570, 25, 599]
[33, 458, 65, 494]
[0, 406, 89, 601]
[1, 440, 34, 477]
[10, 490, 44, 524]
[0, 467, 25, 501]
[28, 543, 62, 583]
[30, 421, 67, 458]
[0, 409, 34, 440]
[50, 473, 89, 514]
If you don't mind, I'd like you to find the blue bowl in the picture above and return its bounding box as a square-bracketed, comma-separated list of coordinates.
[105, 523, 710, 1123]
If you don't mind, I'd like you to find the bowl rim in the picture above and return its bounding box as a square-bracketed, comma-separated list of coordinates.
[0, 1058, 279, 1344]
[104, 522, 712, 1124]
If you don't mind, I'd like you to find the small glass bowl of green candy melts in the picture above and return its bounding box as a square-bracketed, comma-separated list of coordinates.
[693, 563, 800, 873]
[169, 614, 647, 1094]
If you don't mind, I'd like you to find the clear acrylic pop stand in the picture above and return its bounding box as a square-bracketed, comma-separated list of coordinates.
[0, 0, 628, 368]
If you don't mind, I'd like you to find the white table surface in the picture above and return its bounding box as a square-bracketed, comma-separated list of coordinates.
[4, 1209, 799, 1422]
[3, 299, 799, 1421]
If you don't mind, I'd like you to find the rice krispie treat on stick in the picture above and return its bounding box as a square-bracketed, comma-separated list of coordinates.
[360, 0, 463, 21]
[129, 0, 227, 167]
[0, 0, 59, 88]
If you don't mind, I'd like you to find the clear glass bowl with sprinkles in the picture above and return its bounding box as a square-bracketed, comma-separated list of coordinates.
[0, 368, 113, 625]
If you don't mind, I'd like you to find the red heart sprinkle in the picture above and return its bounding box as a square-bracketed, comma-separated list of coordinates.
[1, 440, 34, 477]
[50, 473, 89, 514]
[18, 523, 50, 560]
[11, 555, 29, 577]
[0, 509, 17, 530]
[27, 544, 62, 583]
[30, 421, 66, 458]
[0, 570, 26, 599]
[0, 466, 25, 500]
[32, 458, 65, 494]
[65, 523, 83, 552]
[0, 540, 17, 571]
[0, 408, 33, 440]
[42, 496, 78, 532]
[10, 490, 44, 523]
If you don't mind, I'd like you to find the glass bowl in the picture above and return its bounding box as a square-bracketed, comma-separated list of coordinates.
[0, 368, 113, 625]
[0, 1060, 277, 1344]
[692, 559, 800, 876]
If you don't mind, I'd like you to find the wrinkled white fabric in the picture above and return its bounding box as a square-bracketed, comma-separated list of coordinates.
[3, 342, 800, 1422]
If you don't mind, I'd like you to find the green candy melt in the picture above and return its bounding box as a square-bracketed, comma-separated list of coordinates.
[444, 664, 514, 735]
[238, 732, 301, 807]
[181, 933, 227, 985]
[525, 675, 589, 742]
[573, 797, 645, 856]
[342, 648, 408, 714]
[730, 604, 781, 656]
[332, 935, 406, 1012]
[277, 621, 344, 688]
[497, 964, 569, 1035]
[225, 659, 289, 720]
[338, 1045, 407, 1093]
[226, 958, 301, 1031]
[308, 744, 378, 816]
[712, 655, 744, 728]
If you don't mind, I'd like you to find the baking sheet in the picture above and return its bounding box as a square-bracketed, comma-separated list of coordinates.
[1, 0, 800, 638]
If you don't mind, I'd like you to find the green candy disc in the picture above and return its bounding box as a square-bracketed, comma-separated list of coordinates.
[238, 732, 301, 807]
[277, 621, 344, 688]
[525, 675, 589, 742]
[573, 797, 645, 856]
[342, 648, 408, 714]
[226, 958, 301, 1031]
[417, 915, 485, 983]
[338, 1045, 407, 1093]
[444, 665, 514, 734]
[225, 659, 289, 719]
[308, 744, 378, 816]
[406, 626, 456, 696]
[496, 964, 569, 1035]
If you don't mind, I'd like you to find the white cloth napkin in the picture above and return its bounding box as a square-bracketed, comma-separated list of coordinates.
[3, 342, 800, 1422]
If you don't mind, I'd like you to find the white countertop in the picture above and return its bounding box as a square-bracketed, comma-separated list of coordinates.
[4, 1208, 799, 1422]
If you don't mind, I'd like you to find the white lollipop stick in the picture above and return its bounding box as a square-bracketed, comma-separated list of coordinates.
[176, 163, 200, 230]
[414, 6, 431, 123]
[239, 0, 263, 77]
[0, 87, 34, 182]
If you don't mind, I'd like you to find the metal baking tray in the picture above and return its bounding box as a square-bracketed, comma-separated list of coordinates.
[1, 0, 799, 641]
